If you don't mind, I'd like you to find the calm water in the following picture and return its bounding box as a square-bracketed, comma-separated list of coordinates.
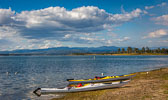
[0, 55, 168, 99]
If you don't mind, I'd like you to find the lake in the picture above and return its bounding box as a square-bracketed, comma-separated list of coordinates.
[0, 55, 168, 99]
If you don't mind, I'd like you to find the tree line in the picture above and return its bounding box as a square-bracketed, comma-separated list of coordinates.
[117, 47, 168, 54]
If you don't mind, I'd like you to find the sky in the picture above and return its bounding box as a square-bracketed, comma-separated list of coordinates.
[0, 0, 168, 51]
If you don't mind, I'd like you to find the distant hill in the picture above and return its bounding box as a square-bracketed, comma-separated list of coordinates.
[0, 46, 122, 55]
[0, 46, 167, 55]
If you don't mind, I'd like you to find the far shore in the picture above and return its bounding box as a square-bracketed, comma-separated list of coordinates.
[69, 53, 168, 56]
[0, 53, 167, 56]
[52, 67, 168, 100]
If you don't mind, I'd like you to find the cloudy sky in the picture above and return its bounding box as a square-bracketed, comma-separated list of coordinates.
[0, 0, 168, 51]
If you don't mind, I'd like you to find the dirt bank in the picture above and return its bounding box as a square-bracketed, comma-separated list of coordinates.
[52, 68, 168, 100]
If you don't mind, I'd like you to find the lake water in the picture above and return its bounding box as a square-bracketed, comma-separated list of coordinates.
[0, 55, 168, 99]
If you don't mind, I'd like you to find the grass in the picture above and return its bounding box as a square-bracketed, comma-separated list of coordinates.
[161, 73, 168, 80]
[163, 84, 168, 94]
[142, 95, 153, 100]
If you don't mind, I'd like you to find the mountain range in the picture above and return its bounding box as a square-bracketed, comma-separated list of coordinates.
[0, 46, 121, 55]
[0, 46, 167, 55]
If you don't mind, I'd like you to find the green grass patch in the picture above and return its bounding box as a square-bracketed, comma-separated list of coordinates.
[166, 96, 168, 100]
[164, 90, 168, 94]
[162, 84, 168, 90]
[162, 84, 168, 94]
[142, 95, 152, 100]
[161, 73, 168, 80]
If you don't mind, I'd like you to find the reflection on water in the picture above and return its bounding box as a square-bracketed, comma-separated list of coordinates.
[0, 55, 168, 99]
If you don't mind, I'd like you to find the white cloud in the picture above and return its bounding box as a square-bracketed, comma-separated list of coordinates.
[0, 6, 143, 39]
[117, 37, 130, 42]
[0, 26, 18, 39]
[143, 29, 168, 38]
[157, 2, 167, 7]
[110, 8, 142, 22]
[0, 8, 15, 25]
[152, 14, 168, 26]
[143, 10, 148, 14]
[144, 2, 167, 10]
[32, 40, 62, 49]
[0, 6, 144, 50]
[158, 40, 168, 43]
[63, 34, 72, 39]
[0, 37, 62, 51]
[0, 26, 62, 51]
[145, 6, 154, 10]
[106, 40, 113, 44]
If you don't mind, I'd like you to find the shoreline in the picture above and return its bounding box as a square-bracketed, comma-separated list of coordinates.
[69, 53, 168, 56]
[0, 53, 167, 56]
[52, 67, 168, 100]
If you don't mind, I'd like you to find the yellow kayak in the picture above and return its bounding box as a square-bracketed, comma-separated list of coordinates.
[67, 74, 135, 84]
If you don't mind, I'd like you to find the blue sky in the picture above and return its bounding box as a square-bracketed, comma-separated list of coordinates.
[0, 0, 168, 51]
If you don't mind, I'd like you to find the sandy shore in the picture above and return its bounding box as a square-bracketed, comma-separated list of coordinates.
[52, 68, 168, 100]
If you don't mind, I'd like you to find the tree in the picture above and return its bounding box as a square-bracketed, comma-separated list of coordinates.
[121, 48, 125, 53]
[118, 48, 121, 53]
[156, 48, 161, 53]
[127, 47, 132, 53]
[146, 47, 150, 53]
[134, 48, 139, 53]
[141, 47, 145, 53]
[166, 49, 168, 54]
[161, 48, 166, 54]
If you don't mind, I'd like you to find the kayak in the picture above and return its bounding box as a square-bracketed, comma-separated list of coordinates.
[67, 74, 135, 84]
[34, 80, 130, 96]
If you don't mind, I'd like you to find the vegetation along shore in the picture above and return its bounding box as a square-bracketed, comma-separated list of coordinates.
[72, 47, 168, 55]
[52, 67, 168, 100]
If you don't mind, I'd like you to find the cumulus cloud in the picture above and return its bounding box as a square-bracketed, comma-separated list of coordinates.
[61, 33, 106, 44]
[143, 29, 168, 38]
[0, 6, 144, 50]
[0, 6, 143, 39]
[110, 8, 142, 22]
[152, 14, 168, 26]
[0, 8, 15, 25]
[0, 26, 62, 51]
[0, 25, 19, 40]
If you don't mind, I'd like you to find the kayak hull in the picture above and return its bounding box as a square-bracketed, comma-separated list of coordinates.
[68, 75, 135, 84]
[34, 80, 130, 96]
